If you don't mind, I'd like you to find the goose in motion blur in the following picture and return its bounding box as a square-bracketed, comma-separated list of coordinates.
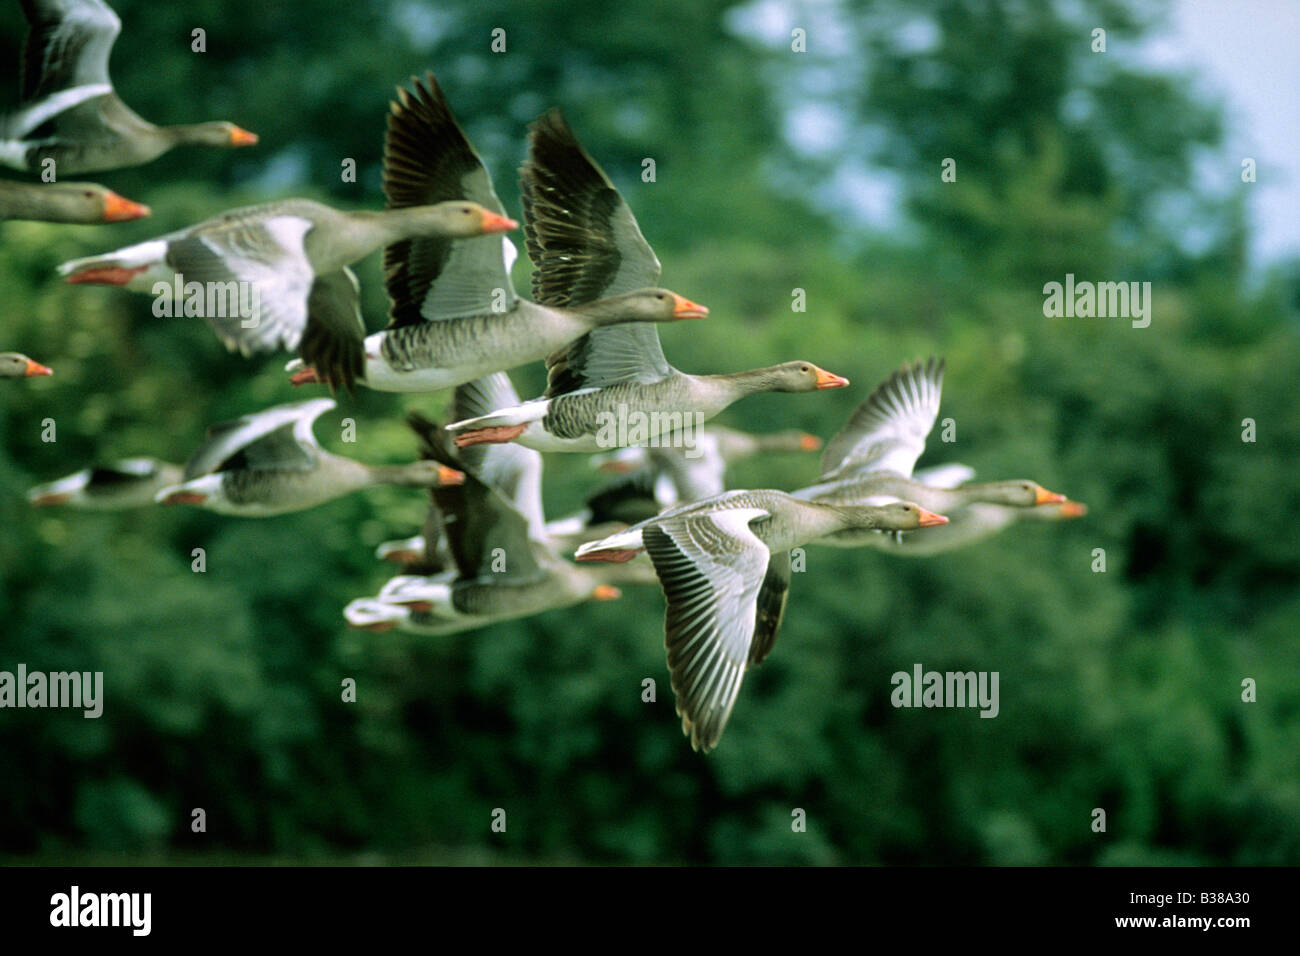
[793, 357, 1067, 547]
[576, 489, 948, 752]
[0, 180, 148, 222]
[284, 72, 707, 393]
[373, 372, 638, 572]
[154, 398, 463, 517]
[587, 424, 824, 512]
[350, 396, 649, 636]
[57, 194, 514, 365]
[27, 457, 180, 508]
[1, 0, 258, 175]
[445, 109, 848, 453]
[861, 495, 1088, 556]
[0, 352, 53, 377]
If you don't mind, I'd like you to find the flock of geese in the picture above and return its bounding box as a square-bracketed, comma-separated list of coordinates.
[5, 0, 1086, 753]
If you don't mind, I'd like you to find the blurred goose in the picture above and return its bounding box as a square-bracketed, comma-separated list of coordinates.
[358, 406, 645, 636]
[27, 457, 180, 508]
[57, 194, 514, 363]
[445, 109, 847, 453]
[793, 358, 1066, 546]
[0, 180, 148, 222]
[1, 0, 257, 175]
[576, 489, 948, 752]
[589, 424, 824, 509]
[863, 498, 1088, 556]
[344, 598, 452, 636]
[155, 398, 463, 516]
[0, 352, 52, 377]
[284, 73, 706, 393]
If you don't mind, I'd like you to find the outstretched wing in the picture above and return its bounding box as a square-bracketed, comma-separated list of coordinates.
[642, 507, 771, 753]
[184, 398, 333, 479]
[821, 357, 945, 478]
[383, 72, 516, 327]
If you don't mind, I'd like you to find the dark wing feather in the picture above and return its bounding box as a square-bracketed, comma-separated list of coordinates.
[298, 268, 365, 394]
[519, 108, 660, 306]
[748, 551, 791, 667]
[406, 411, 543, 581]
[382, 72, 513, 329]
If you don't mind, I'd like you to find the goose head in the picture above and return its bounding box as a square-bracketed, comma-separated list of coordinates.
[0, 353, 53, 378]
[761, 361, 850, 393]
[178, 121, 259, 148]
[375, 461, 465, 488]
[344, 599, 408, 632]
[38, 184, 150, 223]
[856, 500, 949, 531]
[977, 480, 1067, 508]
[414, 201, 517, 237]
[584, 288, 708, 324]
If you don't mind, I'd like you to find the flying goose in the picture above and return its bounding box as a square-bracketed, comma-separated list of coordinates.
[284, 73, 707, 393]
[27, 457, 181, 508]
[1, 0, 257, 175]
[0, 180, 148, 222]
[792, 358, 1067, 546]
[445, 109, 849, 453]
[350, 405, 649, 636]
[57, 196, 515, 364]
[588, 424, 824, 510]
[154, 398, 463, 516]
[576, 489, 948, 751]
[862, 497, 1088, 556]
[0, 352, 53, 377]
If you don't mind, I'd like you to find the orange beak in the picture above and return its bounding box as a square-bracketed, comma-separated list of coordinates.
[592, 584, 622, 601]
[228, 126, 259, 147]
[438, 465, 465, 486]
[799, 433, 823, 451]
[917, 508, 949, 527]
[162, 491, 207, 506]
[1059, 500, 1088, 518]
[24, 359, 53, 377]
[101, 191, 151, 222]
[813, 367, 850, 389]
[1035, 486, 1067, 505]
[399, 600, 434, 613]
[290, 366, 321, 386]
[671, 294, 709, 319]
[480, 211, 518, 233]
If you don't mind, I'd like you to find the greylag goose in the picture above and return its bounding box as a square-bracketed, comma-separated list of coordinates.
[446, 109, 848, 453]
[589, 424, 824, 509]
[284, 73, 707, 393]
[861, 498, 1087, 556]
[576, 489, 948, 751]
[57, 195, 515, 363]
[27, 457, 180, 508]
[154, 398, 463, 517]
[373, 372, 658, 576]
[1, 0, 257, 175]
[351, 409, 645, 637]
[793, 358, 1066, 546]
[0, 180, 148, 222]
[0, 352, 52, 377]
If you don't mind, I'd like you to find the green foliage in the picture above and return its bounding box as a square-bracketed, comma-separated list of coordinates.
[0, 0, 1296, 865]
